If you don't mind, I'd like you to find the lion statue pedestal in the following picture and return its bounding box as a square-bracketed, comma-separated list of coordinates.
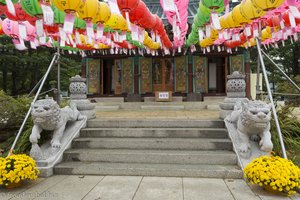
[29, 98, 87, 177]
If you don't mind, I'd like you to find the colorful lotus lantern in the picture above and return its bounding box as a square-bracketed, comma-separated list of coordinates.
[5, 3, 30, 21]
[240, 0, 266, 20]
[124, 1, 146, 25]
[93, 2, 111, 24]
[77, 0, 98, 21]
[202, 0, 224, 9]
[2, 18, 20, 38]
[51, 0, 83, 13]
[251, 0, 285, 11]
[0, 19, 3, 35]
[231, 4, 250, 26]
[117, 0, 140, 29]
[0, 4, 6, 15]
[0, 0, 18, 5]
[21, 0, 44, 18]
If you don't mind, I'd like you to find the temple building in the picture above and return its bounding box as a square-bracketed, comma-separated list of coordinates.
[81, 0, 251, 100]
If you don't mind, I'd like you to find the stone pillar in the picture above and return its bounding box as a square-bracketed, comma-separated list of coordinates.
[69, 75, 96, 119]
[219, 71, 248, 119]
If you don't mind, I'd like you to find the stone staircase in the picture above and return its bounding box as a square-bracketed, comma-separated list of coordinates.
[54, 119, 242, 178]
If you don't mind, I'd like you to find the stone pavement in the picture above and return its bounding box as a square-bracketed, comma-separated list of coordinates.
[0, 175, 299, 200]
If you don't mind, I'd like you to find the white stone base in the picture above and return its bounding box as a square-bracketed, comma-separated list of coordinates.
[35, 117, 87, 177]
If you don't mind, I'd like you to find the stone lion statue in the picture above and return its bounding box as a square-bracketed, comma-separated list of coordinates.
[227, 100, 273, 153]
[29, 98, 83, 153]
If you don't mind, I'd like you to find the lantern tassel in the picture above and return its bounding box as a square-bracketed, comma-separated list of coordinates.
[125, 12, 131, 31]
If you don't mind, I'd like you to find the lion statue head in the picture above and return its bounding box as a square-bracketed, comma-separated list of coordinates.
[240, 100, 272, 130]
[31, 99, 61, 130]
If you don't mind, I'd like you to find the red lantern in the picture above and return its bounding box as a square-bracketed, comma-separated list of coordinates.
[139, 13, 156, 29]
[44, 24, 59, 35]
[5, 3, 31, 22]
[266, 16, 280, 27]
[123, 1, 146, 24]
[0, 4, 7, 16]
[117, 0, 140, 12]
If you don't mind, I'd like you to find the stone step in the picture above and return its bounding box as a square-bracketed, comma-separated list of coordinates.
[80, 128, 228, 138]
[71, 138, 233, 151]
[141, 105, 185, 110]
[87, 119, 225, 128]
[54, 162, 242, 179]
[63, 149, 237, 165]
[93, 97, 124, 103]
[95, 105, 120, 111]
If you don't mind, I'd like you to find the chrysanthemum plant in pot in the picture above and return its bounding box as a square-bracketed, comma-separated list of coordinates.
[244, 155, 300, 196]
[0, 154, 39, 188]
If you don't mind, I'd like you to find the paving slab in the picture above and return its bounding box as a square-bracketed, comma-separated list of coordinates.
[183, 178, 234, 200]
[9, 175, 66, 200]
[35, 175, 103, 200]
[224, 179, 261, 200]
[83, 176, 142, 200]
[133, 177, 183, 200]
[0, 178, 45, 200]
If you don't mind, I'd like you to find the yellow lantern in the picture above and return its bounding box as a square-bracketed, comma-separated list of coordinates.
[105, 14, 128, 31]
[77, 0, 99, 21]
[226, 12, 238, 28]
[219, 16, 229, 29]
[232, 4, 251, 25]
[251, 0, 285, 11]
[240, 0, 265, 20]
[261, 27, 272, 40]
[51, 0, 84, 13]
[93, 2, 111, 24]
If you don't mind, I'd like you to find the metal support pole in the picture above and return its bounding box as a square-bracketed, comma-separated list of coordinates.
[256, 52, 261, 100]
[8, 53, 59, 156]
[262, 50, 300, 93]
[256, 37, 287, 159]
[27, 75, 45, 97]
[57, 44, 61, 105]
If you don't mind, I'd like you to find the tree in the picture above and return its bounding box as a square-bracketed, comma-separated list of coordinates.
[0, 35, 82, 96]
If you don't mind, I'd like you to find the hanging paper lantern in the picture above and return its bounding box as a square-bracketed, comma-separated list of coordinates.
[0, 4, 6, 15]
[240, 0, 265, 20]
[139, 12, 156, 29]
[266, 16, 280, 27]
[232, 4, 250, 25]
[20, 0, 44, 17]
[77, 0, 99, 21]
[51, 0, 84, 13]
[24, 21, 36, 40]
[5, 3, 31, 21]
[0, 19, 3, 35]
[74, 17, 86, 32]
[53, 6, 65, 24]
[93, 2, 111, 24]
[0, 0, 18, 5]
[2, 18, 19, 38]
[219, 15, 229, 29]
[202, 0, 224, 9]
[225, 12, 237, 28]
[251, 0, 285, 11]
[117, 0, 140, 12]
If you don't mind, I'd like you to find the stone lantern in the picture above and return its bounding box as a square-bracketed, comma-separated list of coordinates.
[69, 75, 96, 119]
[219, 71, 248, 119]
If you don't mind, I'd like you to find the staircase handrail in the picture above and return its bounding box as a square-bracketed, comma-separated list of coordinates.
[8, 53, 59, 156]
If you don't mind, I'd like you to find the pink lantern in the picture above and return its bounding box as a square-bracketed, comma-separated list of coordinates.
[24, 21, 36, 41]
[286, 0, 300, 6]
[2, 18, 19, 38]
[5, 3, 30, 22]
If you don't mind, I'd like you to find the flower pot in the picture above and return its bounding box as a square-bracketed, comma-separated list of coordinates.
[5, 181, 22, 189]
[263, 185, 281, 194]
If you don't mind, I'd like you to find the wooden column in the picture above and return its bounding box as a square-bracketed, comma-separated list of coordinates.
[188, 55, 193, 93]
[81, 58, 87, 78]
[134, 57, 139, 94]
[245, 61, 251, 99]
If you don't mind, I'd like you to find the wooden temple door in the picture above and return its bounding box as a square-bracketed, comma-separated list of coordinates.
[152, 58, 174, 92]
[114, 60, 122, 95]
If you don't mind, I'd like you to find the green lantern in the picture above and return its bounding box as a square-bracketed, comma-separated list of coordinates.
[0, 0, 18, 5]
[21, 0, 43, 17]
[74, 17, 86, 29]
[53, 6, 65, 24]
[201, 0, 224, 9]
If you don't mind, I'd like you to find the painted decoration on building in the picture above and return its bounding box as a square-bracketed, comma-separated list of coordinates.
[140, 58, 152, 94]
[194, 56, 207, 93]
[122, 58, 133, 94]
[230, 55, 244, 73]
[87, 59, 100, 94]
[175, 56, 187, 92]
[114, 60, 122, 94]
